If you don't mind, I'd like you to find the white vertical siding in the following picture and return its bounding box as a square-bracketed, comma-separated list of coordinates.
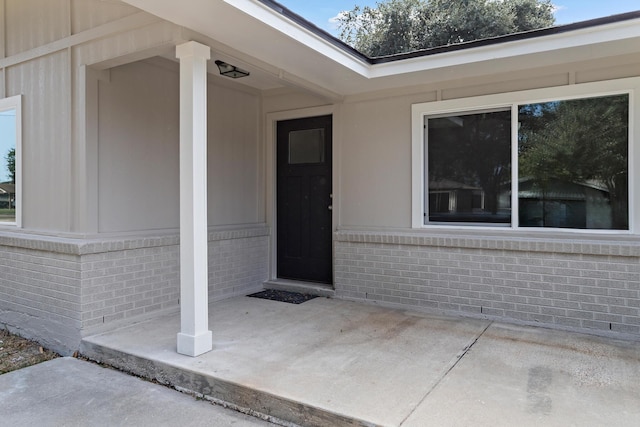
[6, 51, 72, 231]
[0, 0, 184, 233]
[0, 1, 5, 60]
[70, 19, 176, 69]
[5, 0, 70, 56]
[70, 0, 139, 34]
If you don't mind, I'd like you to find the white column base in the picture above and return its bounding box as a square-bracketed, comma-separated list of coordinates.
[177, 330, 213, 357]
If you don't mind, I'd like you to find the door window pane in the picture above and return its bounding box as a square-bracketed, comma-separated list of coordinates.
[0, 108, 16, 223]
[518, 94, 629, 230]
[426, 109, 511, 224]
[289, 128, 325, 164]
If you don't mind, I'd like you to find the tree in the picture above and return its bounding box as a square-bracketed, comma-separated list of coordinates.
[337, 0, 556, 57]
[5, 148, 15, 184]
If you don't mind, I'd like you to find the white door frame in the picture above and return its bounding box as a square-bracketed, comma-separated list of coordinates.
[265, 104, 340, 283]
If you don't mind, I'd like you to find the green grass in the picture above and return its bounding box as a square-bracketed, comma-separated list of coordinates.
[0, 208, 15, 221]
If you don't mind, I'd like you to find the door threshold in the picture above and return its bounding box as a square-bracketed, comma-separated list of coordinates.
[263, 279, 335, 298]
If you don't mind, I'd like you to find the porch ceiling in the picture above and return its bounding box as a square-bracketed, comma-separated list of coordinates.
[124, 0, 640, 98]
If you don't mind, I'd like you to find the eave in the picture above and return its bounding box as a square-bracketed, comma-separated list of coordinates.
[123, 0, 640, 97]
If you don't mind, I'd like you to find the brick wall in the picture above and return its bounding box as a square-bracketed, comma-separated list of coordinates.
[0, 226, 269, 354]
[80, 239, 181, 332]
[208, 228, 269, 301]
[335, 230, 640, 338]
[0, 242, 83, 353]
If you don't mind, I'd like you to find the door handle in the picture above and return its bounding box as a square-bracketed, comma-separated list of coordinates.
[328, 205, 333, 210]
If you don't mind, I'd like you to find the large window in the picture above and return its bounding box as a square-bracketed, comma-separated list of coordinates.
[518, 95, 628, 230]
[427, 109, 511, 224]
[412, 79, 635, 232]
[0, 95, 21, 226]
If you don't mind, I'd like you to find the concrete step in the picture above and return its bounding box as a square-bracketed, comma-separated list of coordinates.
[79, 339, 370, 427]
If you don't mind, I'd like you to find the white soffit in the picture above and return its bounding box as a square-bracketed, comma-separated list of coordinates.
[123, 0, 640, 96]
[122, 0, 367, 96]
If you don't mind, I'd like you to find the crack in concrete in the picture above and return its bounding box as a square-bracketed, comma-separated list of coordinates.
[399, 321, 493, 426]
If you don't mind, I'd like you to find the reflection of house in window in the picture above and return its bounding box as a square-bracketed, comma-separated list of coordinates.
[0, 183, 15, 207]
[0, 183, 15, 223]
[426, 108, 512, 225]
[429, 179, 510, 223]
[429, 179, 484, 213]
[518, 178, 612, 229]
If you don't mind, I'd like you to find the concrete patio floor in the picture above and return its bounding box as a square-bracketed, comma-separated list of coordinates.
[80, 296, 640, 426]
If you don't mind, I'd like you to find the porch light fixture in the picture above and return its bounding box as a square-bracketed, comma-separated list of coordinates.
[215, 60, 250, 78]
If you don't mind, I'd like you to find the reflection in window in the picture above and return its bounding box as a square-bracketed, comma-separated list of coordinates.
[289, 128, 325, 164]
[426, 109, 511, 224]
[518, 94, 629, 230]
[0, 107, 16, 224]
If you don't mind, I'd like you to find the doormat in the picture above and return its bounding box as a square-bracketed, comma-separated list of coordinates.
[247, 289, 319, 304]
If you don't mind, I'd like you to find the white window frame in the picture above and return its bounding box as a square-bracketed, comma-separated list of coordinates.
[0, 95, 22, 228]
[412, 77, 638, 234]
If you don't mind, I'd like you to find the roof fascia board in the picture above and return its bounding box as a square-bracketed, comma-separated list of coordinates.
[369, 17, 640, 79]
[122, 0, 640, 95]
[255, 0, 369, 62]
[224, 0, 371, 76]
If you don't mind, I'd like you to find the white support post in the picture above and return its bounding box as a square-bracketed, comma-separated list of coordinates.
[176, 41, 212, 357]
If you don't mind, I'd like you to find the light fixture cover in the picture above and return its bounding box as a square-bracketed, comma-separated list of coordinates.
[215, 60, 250, 78]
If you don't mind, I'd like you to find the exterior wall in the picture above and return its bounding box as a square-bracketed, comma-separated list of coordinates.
[81, 226, 269, 335]
[0, 0, 170, 233]
[335, 231, 640, 337]
[332, 60, 640, 338]
[208, 227, 269, 301]
[5, 45, 72, 232]
[0, 0, 268, 352]
[264, 54, 640, 339]
[80, 237, 180, 332]
[262, 88, 330, 115]
[337, 58, 640, 229]
[0, 226, 269, 354]
[339, 95, 416, 228]
[4, 0, 69, 56]
[207, 80, 262, 226]
[70, 0, 140, 34]
[97, 57, 262, 233]
[3, 0, 640, 351]
[97, 59, 180, 232]
[0, 237, 82, 353]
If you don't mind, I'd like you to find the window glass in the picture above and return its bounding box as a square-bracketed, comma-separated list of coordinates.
[518, 94, 629, 230]
[0, 107, 16, 224]
[289, 128, 325, 164]
[426, 109, 511, 224]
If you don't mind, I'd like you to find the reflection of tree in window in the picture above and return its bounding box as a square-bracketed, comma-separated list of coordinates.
[0, 108, 16, 222]
[427, 110, 511, 223]
[518, 95, 628, 230]
[5, 148, 15, 183]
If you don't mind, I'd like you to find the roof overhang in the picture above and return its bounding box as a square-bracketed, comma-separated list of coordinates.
[123, 0, 640, 97]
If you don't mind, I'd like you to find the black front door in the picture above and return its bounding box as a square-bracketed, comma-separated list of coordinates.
[277, 115, 332, 284]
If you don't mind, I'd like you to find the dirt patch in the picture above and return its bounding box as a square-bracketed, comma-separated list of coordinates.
[0, 329, 59, 374]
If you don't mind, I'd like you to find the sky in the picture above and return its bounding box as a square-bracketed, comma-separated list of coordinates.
[0, 109, 16, 183]
[277, 0, 640, 35]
